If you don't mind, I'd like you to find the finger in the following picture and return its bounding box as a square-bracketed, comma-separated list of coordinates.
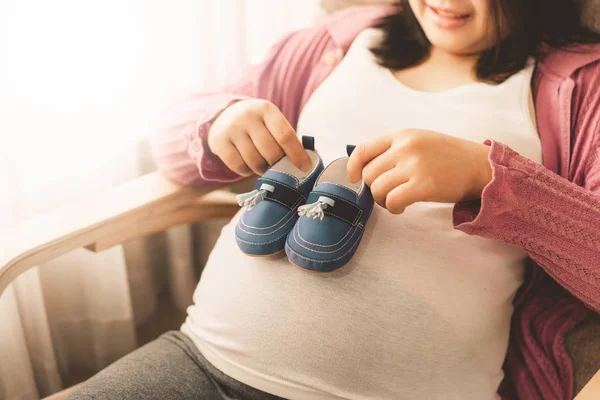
[385, 181, 423, 215]
[263, 109, 312, 171]
[247, 121, 285, 166]
[218, 141, 253, 177]
[361, 152, 397, 187]
[369, 169, 409, 208]
[347, 137, 392, 183]
[233, 134, 269, 176]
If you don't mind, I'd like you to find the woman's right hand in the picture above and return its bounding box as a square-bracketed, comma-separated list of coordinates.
[208, 99, 312, 177]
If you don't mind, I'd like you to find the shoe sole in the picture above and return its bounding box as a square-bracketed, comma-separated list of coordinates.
[245, 249, 285, 258]
[284, 240, 357, 273]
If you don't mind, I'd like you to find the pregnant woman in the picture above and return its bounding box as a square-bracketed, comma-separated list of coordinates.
[70, 1, 600, 399]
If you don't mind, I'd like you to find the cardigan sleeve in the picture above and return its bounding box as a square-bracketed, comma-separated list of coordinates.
[151, 24, 335, 187]
[453, 61, 600, 313]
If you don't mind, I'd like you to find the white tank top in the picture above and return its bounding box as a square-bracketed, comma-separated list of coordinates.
[183, 29, 543, 400]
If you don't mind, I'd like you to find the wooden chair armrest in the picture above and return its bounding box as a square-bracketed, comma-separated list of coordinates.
[576, 369, 600, 399]
[0, 172, 240, 298]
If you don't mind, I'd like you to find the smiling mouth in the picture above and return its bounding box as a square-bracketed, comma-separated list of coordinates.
[428, 4, 471, 19]
[425, 3, 472, 29]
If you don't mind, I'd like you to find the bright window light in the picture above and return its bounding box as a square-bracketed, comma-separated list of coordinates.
[0, 0, 318, 208]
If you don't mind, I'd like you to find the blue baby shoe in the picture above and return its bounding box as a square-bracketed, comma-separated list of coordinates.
[285, 145, 374, 272]
[235, 136, 324, 256]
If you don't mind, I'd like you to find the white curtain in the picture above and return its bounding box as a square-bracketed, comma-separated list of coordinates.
[0, 1, 320, 398]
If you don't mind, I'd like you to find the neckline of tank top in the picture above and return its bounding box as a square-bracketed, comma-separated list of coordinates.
[356, 29, 535, 97]
[378, 61, 535, 98]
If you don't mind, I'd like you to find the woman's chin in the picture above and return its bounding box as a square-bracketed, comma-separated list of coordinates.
[427, 40, 470, 55]
[420, 29, 478, 56]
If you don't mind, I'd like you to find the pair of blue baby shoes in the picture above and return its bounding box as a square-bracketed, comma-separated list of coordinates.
[234, 136, 374, 272]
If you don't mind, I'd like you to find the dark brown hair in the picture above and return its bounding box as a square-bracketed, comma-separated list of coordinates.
[371, 0, 600, 83]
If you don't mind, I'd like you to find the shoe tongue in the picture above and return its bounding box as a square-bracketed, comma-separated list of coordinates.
[262, 169, 299, 188]
[313, 182, 358, 203]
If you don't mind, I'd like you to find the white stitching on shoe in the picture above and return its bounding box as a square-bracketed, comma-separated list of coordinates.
[257, 178, 306, 210]
[266, 196, 299, 210]
[318, 182, 358, 202]
[240, 197, 301, 229]
[239, 179, 304, 229]
[291, 224, 360, 254]
[240, 209, 289, 230]
[295, 218, 353, 247]
[311, 192, 361, 213]
[301, 192, 360, 226]
[288, 229, 364, 263]
[352, 209, 364, 226]
[320, 182, 358, 203]
[269, 170, 299, 187]
[260, 177, 296, 192]
[237, 212, 296, 236]
[236, 229, 292, 246]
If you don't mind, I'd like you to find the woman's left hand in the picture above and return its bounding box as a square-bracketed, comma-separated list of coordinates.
[347, 129, 493, 214]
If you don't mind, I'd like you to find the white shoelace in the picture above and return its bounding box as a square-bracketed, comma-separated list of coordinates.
[297, 196, 336, 221]
[236, 183, 275, 210]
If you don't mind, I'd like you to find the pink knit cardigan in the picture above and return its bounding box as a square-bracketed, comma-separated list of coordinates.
[152, 6, 600, 400]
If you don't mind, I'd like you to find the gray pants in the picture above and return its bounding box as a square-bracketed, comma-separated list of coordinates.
[67, 331, 285, 400]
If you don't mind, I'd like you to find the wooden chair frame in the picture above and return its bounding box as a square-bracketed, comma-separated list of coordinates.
[1, 171, 598, 399]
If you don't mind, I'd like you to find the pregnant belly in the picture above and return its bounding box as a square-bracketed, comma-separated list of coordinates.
[184, 209, 518, 399]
